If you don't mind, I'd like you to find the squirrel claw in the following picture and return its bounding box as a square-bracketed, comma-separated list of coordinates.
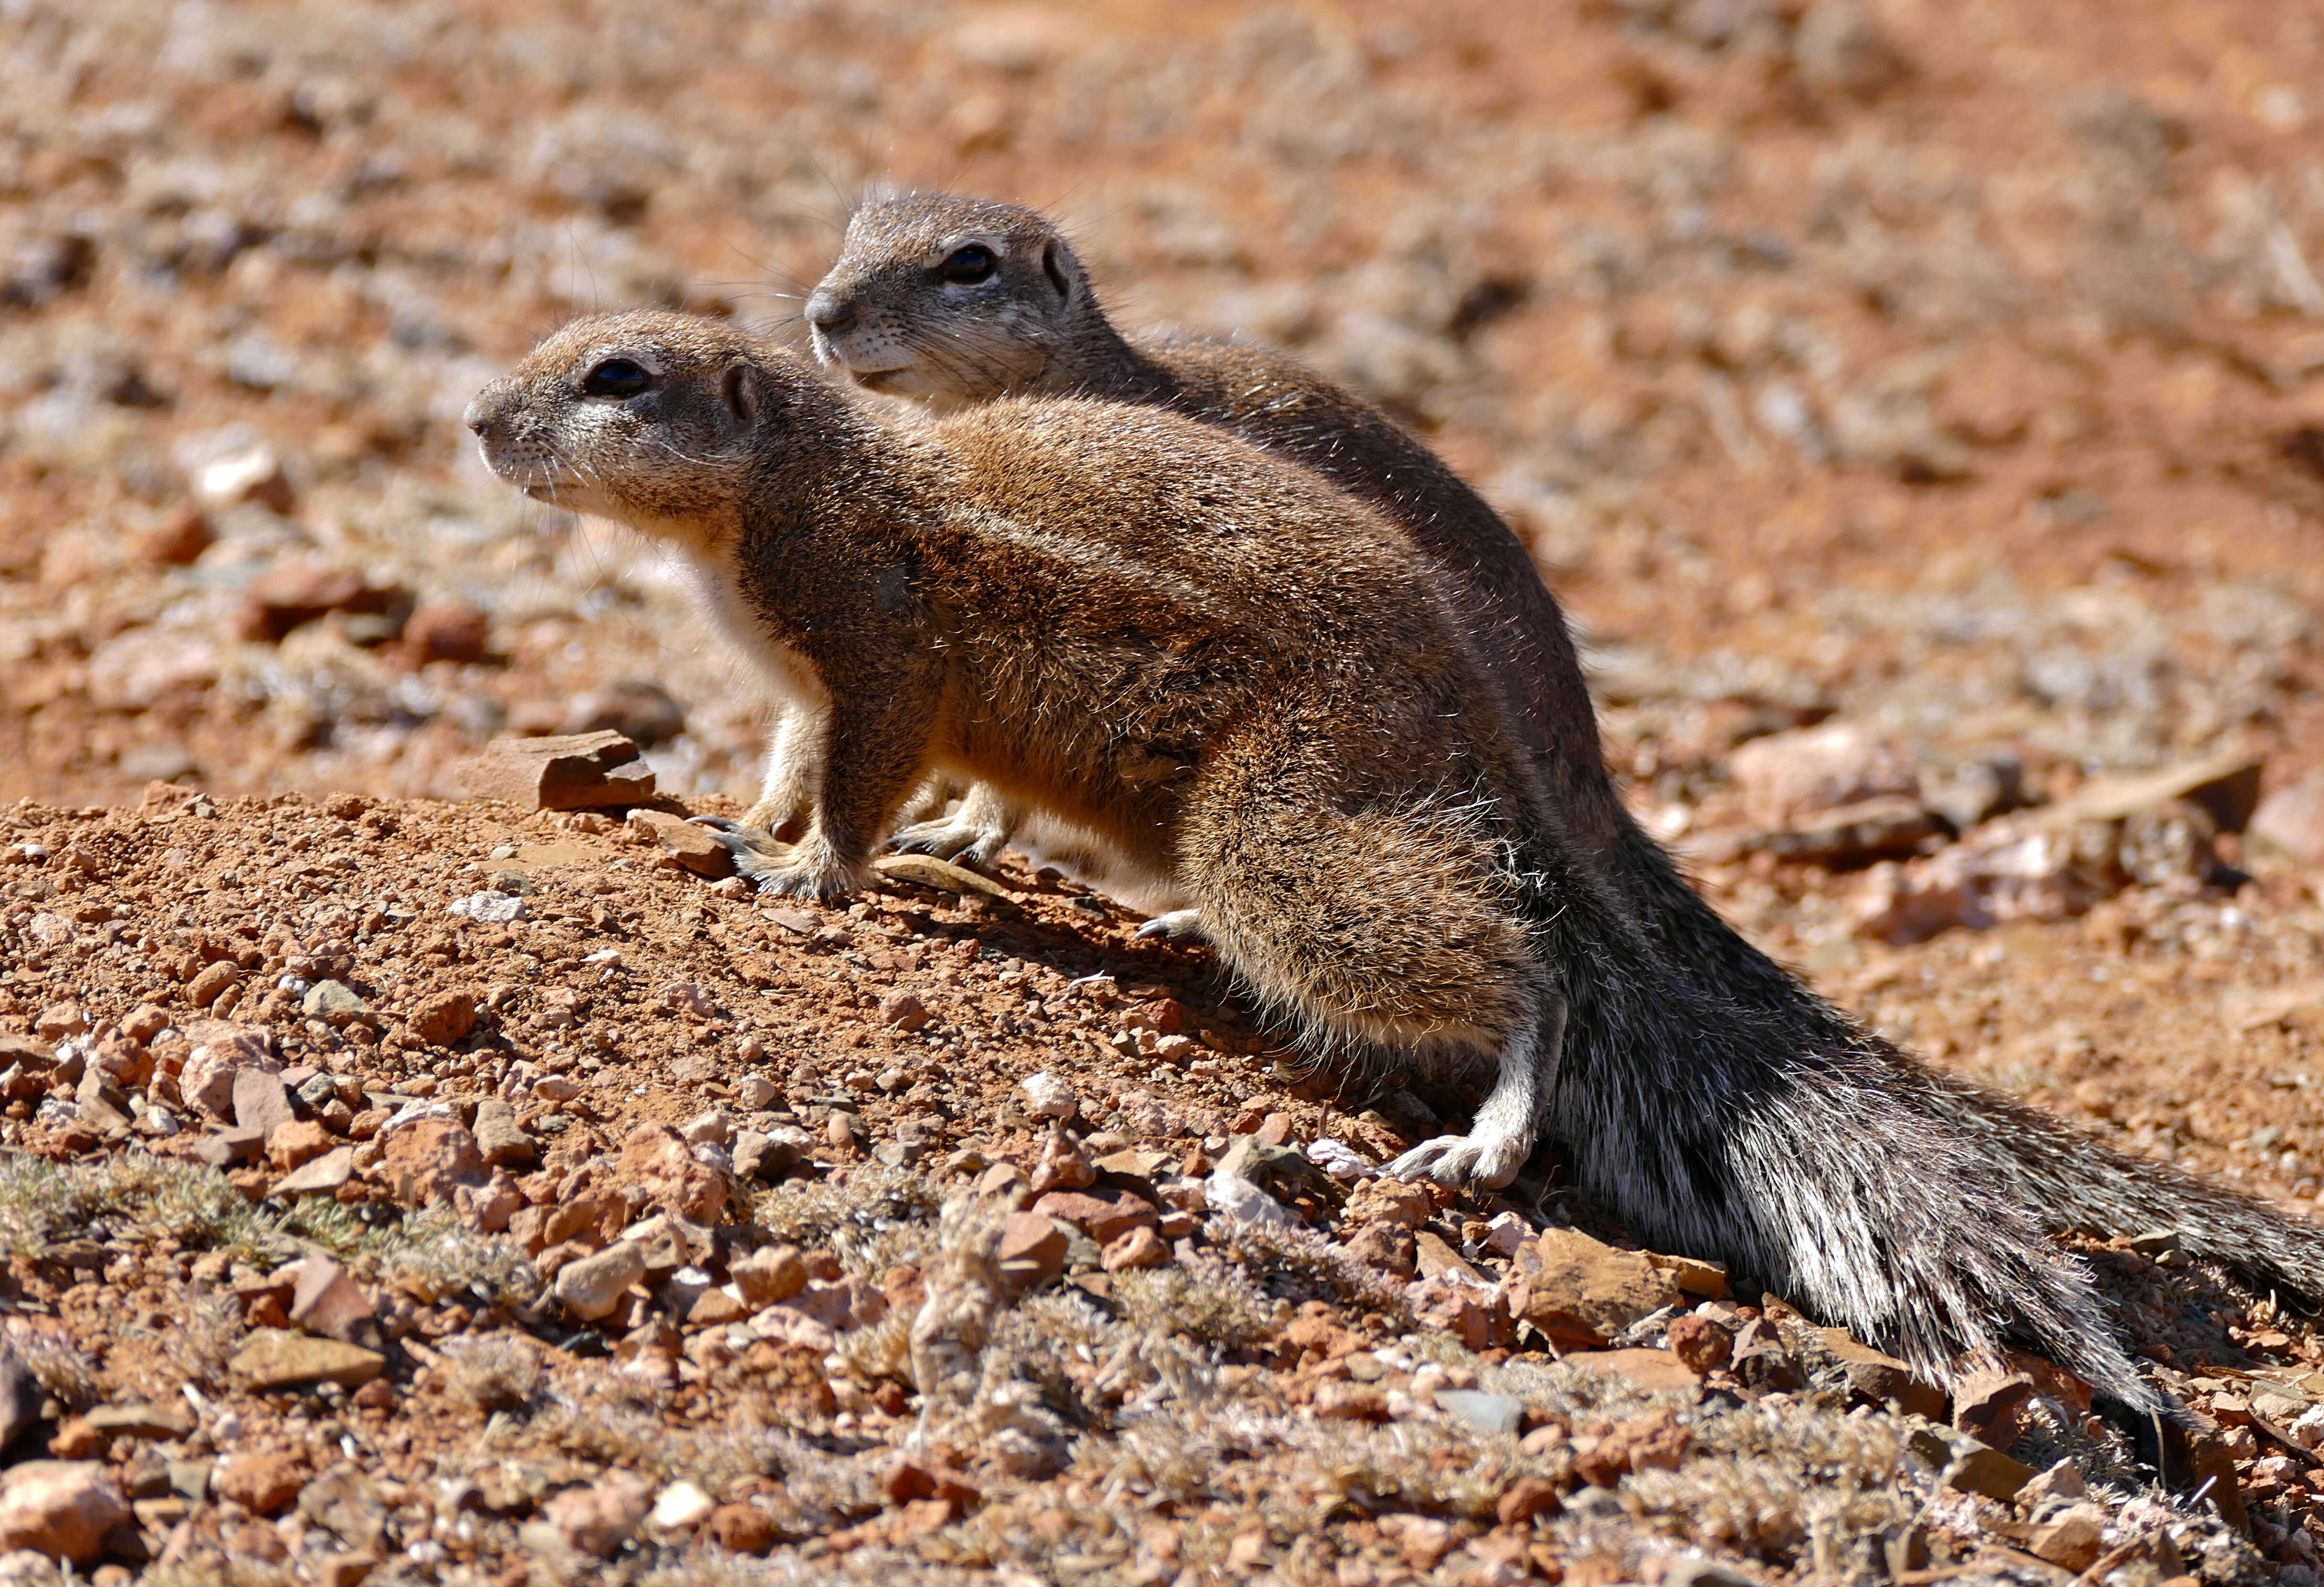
[688, 815, 788, 859]
[888, 816, 1008, 867]
[1133, 909, 1207, 943]
[1386, 1133, 1524, 1191]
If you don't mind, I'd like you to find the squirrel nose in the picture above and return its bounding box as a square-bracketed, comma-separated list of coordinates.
[805, 291, 854, 335]
[463, 394, 497, 439]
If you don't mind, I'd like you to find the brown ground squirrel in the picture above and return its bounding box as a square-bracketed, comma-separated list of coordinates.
[800, 191, 2324, 1328]
[465, 308, 2171, 1416]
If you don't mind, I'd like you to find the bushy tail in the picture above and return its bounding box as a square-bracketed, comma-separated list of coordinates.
[1541, 936, 2167, 1417]
[1921, 1072, 2324, 1303]
[1623, 823, 2324, 1305]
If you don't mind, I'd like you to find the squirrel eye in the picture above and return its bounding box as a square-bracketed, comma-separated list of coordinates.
[581, 358, 652, 397]
[936, 244, 998, 285]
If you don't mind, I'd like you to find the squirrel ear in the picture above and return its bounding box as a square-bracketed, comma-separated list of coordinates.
[720, 363, 760, 429]
[1041, 240, 1074, 305]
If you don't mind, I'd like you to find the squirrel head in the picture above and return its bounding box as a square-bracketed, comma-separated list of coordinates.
[805, 192, 1098, 408]
[464, 310, 813, 544]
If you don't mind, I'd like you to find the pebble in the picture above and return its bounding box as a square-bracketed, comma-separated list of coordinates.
[302, 980, 366, 1020]
[733, 1075, 776, 1111]
[471, 1098, 536, 1168]
[449, 891, 526, 923]
[1730, 720, 1921, 826]
[536, 1471, 651, 1557]
[680, 1109, 733, 1147]
[1434, 1390, 1525, 1437]
[1205, 1169, 1297, 1226]
[0, 1460, 129, 1564]
[284, 1255, 375, 1342]
[230, 1330, 386, 1390]
[553, 1242, 648, 1321]
[1019, 1071, 1076, 1119]
[648, 1480, 716, 1533]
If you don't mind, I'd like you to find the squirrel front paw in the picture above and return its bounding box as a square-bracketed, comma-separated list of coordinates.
[1385, 1131, 1527, 1191]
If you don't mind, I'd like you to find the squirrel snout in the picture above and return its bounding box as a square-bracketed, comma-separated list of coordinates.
[463, 394, 500, 439]
[804, 292, 855, 336]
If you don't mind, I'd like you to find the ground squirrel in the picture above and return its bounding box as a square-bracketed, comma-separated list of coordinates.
[802, 191, 2324, 1324]
[466, 308, 2172, 1414]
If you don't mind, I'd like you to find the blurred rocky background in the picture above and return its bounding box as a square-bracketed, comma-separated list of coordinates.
[0, 0, 2320, 943]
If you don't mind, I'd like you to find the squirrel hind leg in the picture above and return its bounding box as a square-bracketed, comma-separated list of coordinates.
[889, 781, 1019, 867]
[1387, 998, 1565, 1190]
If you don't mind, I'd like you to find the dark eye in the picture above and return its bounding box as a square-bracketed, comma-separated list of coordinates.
[936, 245, 997, 285]
[581, 358, 651, 397]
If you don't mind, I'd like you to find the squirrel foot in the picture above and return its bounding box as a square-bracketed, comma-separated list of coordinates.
[888, 810, 1009, 867]
[1386, 1131, 1528, 1191]
[689, 819, 866, 900]
[1133, 909, 1206, 943]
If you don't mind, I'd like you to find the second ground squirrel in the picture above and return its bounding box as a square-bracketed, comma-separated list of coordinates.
[800, 190, 2324, 1339]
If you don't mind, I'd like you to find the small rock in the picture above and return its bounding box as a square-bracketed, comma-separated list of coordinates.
[238, 564, 402, 643]
[1731, 721, 1920, 826]
[1908, 1427, 2034, 1501]
[1030, 1125, 1095, 1193]
[826, 1112, 856, 1151]
[407, 992, 477, 1047]
[2018, 1458, 2087, 1508]
[458, 731, 654, 813]
[1643, 1251, 1729, 1300]
[285, 1255, 375, 1342]
[0, 1460, 129, 1564]
[186, 961, 241, 1012]
[2027, 1503, 2108, 1570]
[471, 1098, 535, 1168]
[1496, 1476, 1561, 1526]
[876, 991, 929, 1030]
[542, 1471, 651, 1556]
[1033, 1188, 1159, 1246]
[626, 809, 736, 878]
[315, 1553, 380, 1587]
[82, 1402, 194, 1441]
[679, 1109, 732, 1147]
[1510, 1229, 1683, 1350]
[235, 1067, 296, 1136]
[302, 980, 366, 1022]
[449, 891, 527, 923]
[730, 1246, 808, 1308]
[1344, 1177, 1434, 1231]
[1341, 1222, 1416, 1277]
[1665, 1314, 1734, 1374]
[266, 1118, 335, 1172]
[215, 1450, 304, 1515]
[1315, 1382, 1391, 1422]
[1811, 1327, 1947, 1419]
[707, 1502, 775, 1554]
[398, 601, 491, 666]
[732, 1128, 804, 1182]
[618, 1122, 728, 1223]
[1573, 1409, 1691, 1486]
[1306, 1137, 1376, 1180]
[554, 1243, 648, 1322]
[1482, 1210, 1531, 1256]
[380, 1118, 487, 1207]
[997, 1212, 1069, 1294]
[274, 1146, 356, 1195]
[1434, 1390, 1524, 1437]
[1952, 1367, 2035, 1443]
[647, 1479, 715, 1533]
[2252, 771, 2324, 866]
[1100, 1225, 1170, 1272]
[734, 1075, 777, 1111]
[230, 1330, 386, 1390]
[1556, 1349, 1702, 1394]
[1206, 1168, 1297, 1226]
[871, 852, 1011, 897]
[1020, 1071, 1076, 1119]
